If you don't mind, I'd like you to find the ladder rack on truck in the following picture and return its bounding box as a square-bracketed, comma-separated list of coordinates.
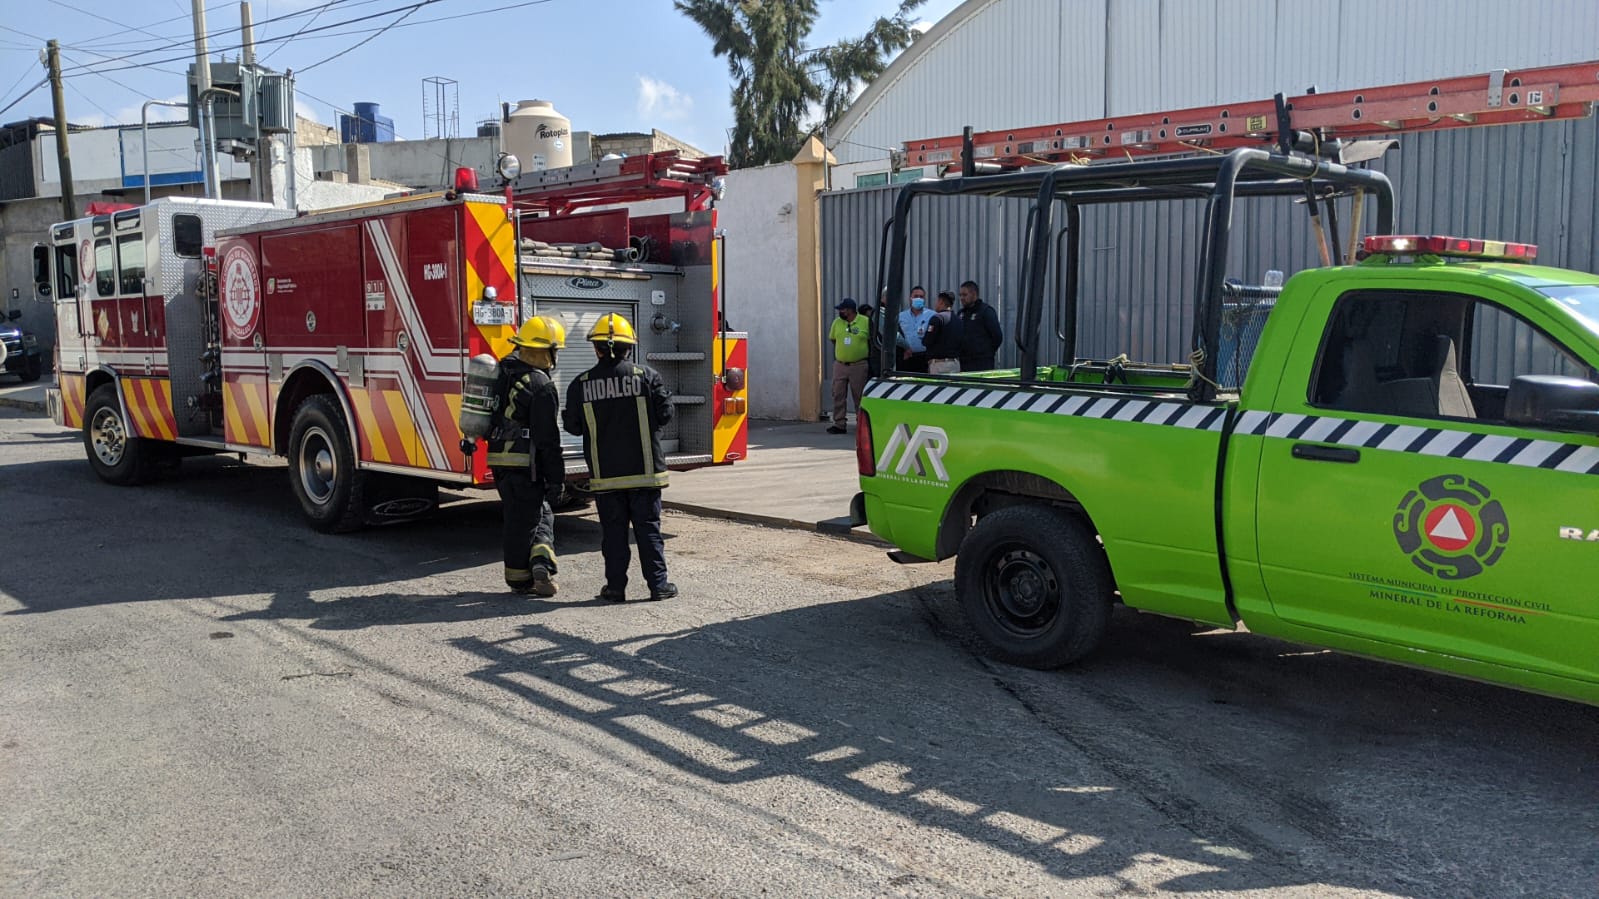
[905, 59, 1599, 173]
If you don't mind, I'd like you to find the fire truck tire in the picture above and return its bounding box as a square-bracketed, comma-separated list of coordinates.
[83, 384, 156, 486]
[287, 394, 366, 533]
[954, 503, 1112, 669]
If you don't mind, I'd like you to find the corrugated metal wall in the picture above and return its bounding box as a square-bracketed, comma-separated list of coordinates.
[821, 115, 1599, 382]
[833, 0, 1599, 164]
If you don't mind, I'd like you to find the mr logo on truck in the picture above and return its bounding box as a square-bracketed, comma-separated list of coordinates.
[874, 424, 950, 483]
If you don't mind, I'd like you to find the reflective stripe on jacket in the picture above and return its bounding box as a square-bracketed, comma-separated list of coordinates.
[562, 357, 673, 492]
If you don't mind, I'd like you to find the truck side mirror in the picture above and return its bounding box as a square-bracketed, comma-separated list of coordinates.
[31, 244, 51, 299]
[1506, 374, 1599, 434]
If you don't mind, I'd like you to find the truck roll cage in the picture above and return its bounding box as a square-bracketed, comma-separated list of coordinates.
[879, 148, 1395, 401]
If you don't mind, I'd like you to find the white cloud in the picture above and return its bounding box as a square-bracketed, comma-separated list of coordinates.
[76, 94, 189, 129]
[636, 75, 693, 122]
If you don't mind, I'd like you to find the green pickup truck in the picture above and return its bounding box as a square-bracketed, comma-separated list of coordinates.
[852, 149, 1599, 705]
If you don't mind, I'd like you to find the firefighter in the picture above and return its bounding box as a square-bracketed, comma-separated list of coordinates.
[562, 313, 677, 602]
[486, 315, 567, 596]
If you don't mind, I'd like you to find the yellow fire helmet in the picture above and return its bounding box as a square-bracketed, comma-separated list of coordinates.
[587, 312, 638, 346]
[509, 315, 567, 349]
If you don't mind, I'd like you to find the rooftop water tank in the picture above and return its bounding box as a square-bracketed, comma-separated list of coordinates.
[503, 99, 572, 172]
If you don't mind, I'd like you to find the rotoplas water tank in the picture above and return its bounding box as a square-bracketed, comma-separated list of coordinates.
[503, 99, 573, 172]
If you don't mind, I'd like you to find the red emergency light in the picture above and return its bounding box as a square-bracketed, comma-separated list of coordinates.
[454, 167, 479, 192]
[1363, 235, 1538, 261]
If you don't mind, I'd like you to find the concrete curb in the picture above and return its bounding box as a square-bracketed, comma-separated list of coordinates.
[663, 500, 888, 548]
[0, 397, 46, 413]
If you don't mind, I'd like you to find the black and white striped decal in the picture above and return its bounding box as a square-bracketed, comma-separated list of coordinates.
[1233, 410, 1599, 475]
[864, 379, 1599, 475]
[862, 379, 1230, 431]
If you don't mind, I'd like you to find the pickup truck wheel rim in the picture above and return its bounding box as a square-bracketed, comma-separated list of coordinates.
[297, 426, 337, 506]
[90, 407, 127, 466]
[986, 547, 1061, 636]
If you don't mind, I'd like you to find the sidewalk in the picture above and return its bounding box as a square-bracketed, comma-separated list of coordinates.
[0, 379, 48, 412]
[666, 419, 869, 538]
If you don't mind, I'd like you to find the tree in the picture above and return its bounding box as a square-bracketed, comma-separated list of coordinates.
[676, 0, 927, 168]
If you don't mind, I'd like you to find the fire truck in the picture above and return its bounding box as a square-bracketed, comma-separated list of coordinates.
[36, 152, 748, 531]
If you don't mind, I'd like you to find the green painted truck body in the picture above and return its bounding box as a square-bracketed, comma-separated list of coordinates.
[859, 258, 1599, 704]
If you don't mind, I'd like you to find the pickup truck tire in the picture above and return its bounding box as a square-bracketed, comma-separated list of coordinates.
[287, 394, 366, 533]
[83, 383, 155, 485]
[955, 504, 1112, 669]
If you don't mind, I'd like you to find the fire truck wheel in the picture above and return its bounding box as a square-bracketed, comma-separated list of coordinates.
[954, 503, 1112, 669]
[83, 384, 154, 486]
[287, 394, 366, 533]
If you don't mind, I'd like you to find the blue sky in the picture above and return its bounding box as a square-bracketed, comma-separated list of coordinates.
[0, 0, 963, 154]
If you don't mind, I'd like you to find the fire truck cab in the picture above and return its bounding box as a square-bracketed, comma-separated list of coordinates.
[39, 154, 747, 532]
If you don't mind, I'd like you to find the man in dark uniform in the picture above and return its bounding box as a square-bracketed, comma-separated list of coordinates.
[486, 316, 566, 597]
[562, 313, 677, 602]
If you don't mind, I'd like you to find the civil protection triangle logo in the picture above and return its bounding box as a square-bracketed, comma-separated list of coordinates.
[1392, 475, 1510, 580]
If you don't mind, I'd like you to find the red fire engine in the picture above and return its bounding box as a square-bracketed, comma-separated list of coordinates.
[36, 152, 748, 531]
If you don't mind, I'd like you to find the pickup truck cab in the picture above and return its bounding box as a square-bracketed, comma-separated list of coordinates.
[854, 149, 1599, 705]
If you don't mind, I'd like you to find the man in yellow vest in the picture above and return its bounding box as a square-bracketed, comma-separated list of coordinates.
[827, 297, 871, 434]
[486, 316, 566, 596]
[562, 313, 677, 601]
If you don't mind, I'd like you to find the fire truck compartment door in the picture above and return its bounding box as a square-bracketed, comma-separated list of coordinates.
[531, 297, 641, 457]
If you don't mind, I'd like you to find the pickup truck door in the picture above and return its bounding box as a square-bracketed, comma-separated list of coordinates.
[1252, 281, 1599, 686]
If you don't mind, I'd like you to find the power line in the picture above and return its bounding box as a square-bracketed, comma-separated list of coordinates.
[0, 77, 49, 119]
[73, 1, 232, 48]
[61, 0, 559, 76]
[73, 0, 390, 51]
[296, 3, 422, 73]
[59, 0, 447, 75]
[48, 0, 172, 43]
[65, 79, 119, 123]
[260, 0, 340, 63]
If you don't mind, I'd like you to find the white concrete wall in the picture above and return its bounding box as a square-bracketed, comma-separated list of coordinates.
[35, 124, 250, 196]
[276, 143, 394, 211]
[309, 136, 500, 190]
[716, 163, 800, 420]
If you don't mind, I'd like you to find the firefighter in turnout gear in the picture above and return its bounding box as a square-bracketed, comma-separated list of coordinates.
[488, 316, 567, 596]
[563, 313, 678, 601]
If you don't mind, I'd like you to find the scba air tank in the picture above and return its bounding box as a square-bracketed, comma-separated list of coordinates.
[458, 354, 502, 438]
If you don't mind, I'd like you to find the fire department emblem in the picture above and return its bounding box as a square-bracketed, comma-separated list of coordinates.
[1393, 475, 1510, 581]
[221, 245, 261, 341]
[79, 239, 94, 280]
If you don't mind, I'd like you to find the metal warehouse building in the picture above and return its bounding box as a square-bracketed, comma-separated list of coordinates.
[817, 0, 1599, 373]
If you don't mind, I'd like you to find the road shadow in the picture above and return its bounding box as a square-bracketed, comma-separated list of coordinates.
[447, 586, 1599, 896]
[0, 452, 615, 616]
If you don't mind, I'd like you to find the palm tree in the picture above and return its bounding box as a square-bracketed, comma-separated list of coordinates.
[676, 0, 927, 167]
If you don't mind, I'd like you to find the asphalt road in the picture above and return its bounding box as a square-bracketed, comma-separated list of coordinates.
[3, 407, 1598, 898]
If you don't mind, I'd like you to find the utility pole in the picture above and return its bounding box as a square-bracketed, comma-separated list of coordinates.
[240, 1, 261, 201]
[192, 0, 218, 199]
[45, 40, 75, 220]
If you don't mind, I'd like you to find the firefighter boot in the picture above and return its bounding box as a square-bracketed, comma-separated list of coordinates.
[528, 562, 558, 598]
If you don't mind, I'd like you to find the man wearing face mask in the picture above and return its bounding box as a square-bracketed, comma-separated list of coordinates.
[896, 285, 931, 374]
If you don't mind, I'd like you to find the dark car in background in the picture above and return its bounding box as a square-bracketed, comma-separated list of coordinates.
[1, 310, 43, 382]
